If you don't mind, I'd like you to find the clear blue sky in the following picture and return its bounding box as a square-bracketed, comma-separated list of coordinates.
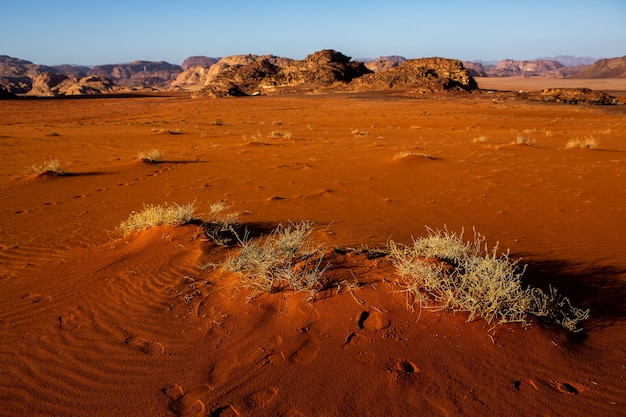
[1, 0, 624, 66]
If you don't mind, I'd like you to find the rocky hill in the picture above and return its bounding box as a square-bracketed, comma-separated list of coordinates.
[352, 57, 477, 92]
[464, 57, 599, 78]
[0, 55, 58, 94]
[24, 73, 118, 97]
[88, 60, 182, 89]
[181, 56, 220, 71]
[171, 54, 292, 91]
[360, 56, 407, 72]
[192, 50, 372, 97]
[568, 56, 626, 78]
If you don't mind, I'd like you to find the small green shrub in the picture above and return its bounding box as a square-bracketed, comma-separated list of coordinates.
[388, 228, 589, 332]
[119, 203, 196, 235]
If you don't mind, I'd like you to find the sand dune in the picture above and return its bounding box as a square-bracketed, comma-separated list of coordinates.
[1, 88, 625, 416]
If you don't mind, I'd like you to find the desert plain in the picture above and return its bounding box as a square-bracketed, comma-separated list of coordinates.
[1, 80, 625, 416]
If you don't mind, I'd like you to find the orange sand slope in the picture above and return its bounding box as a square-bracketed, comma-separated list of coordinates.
[1, 90, 625, 416]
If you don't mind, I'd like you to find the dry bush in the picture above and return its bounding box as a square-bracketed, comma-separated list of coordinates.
[388, 228, 589, 332]
[393, 151, 435, 160]
[472, 136, 488, 143]
[118, 202, 196, 235]
[269, 130, 293, 139]
[565, 136, 599, 149]
[515, 136, 535, 146]
[203, 201, 240, 246]
[137, 149, 163, 163]
[26, 159, 65, 176]
[222, 221, 327, 300]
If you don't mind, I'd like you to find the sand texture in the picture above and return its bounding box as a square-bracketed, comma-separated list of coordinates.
[1, 86, 625, 416]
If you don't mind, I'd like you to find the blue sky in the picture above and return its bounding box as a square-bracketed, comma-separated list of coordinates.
[1, 0, 624, 66]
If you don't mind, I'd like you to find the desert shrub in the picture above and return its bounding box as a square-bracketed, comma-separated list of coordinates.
[269, 130, 293, 139]
[137, 149, 163, 163]
[26, 159, 65, 176]
[393, 151, 435, 160]
[565, 136, 599, 149]
[119, 202, 196, 235]
[515, 136, 535, 146]
[472, 136, 488, 143]
[203, 201, 240, 246]
[222, 221, 327, 299]
[388, 228, 589, 332]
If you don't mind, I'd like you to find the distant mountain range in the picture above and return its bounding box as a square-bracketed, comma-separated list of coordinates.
[1, 53, 625, 97]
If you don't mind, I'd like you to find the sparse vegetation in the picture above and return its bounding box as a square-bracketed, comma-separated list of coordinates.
[269, 130, 292, 139]
[515, 136, 535, 146]
[472, 136, 488, 143]
[565, 136, 599, 149]
[222, 221, 327, 300]
[388, 228, 589, 332]
[26, 159, 65, 176]
[203, 201, 240, 246]
[137, 149, 163, 163]
[118, 202, 196, 235]
[393, 151, 435, 160]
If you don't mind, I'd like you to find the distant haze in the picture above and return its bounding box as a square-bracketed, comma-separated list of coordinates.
[1, 0, 625, 66]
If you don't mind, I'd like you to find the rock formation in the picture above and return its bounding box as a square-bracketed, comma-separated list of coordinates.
[192, 50, 371, 97]
[352, 57, 478, 92]
[88, 60, 182, 89]
[568, 56, 626, 78]
[362, 56, 407, 72]
[181, 56, 220, 71]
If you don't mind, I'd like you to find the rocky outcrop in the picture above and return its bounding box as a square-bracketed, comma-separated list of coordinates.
[568, 56, 626, 79]
[24, 73, 118, 96]
[352, 57, 478, 92]
[64, 75, 117, 95]
[192, 50, 371, 97]
[362, 56, 407, 72]
[534, 88, 621, 105]
[181, 56, 220, 70]
[490, 59, 565, 77]
[88, 60, 182, 88]
[0, 55, 57, 94]
[25, 73, 71, 96]
[0, 84, 16, 99]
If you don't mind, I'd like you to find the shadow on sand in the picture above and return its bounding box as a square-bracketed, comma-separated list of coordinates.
[518, 255, 626, 331]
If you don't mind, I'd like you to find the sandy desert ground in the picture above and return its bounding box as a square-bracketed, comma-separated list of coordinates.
[1, 81, 625, 416]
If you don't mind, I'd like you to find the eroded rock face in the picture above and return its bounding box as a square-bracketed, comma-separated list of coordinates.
[192, 49, 372, 97]
[88, 61, 182, 89]
[363, 56, 407, 72]
[25, 73, 70, 96]
[181, 56, 220, 71]
[352, 57, 478, 92]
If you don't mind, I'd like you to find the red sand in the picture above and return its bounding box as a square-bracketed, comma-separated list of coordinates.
[1, 86, 625, 416]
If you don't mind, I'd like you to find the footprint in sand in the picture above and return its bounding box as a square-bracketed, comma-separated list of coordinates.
[357, 309, 390, 332]
[548, 380, 587, 395]
[242, 387, 278, 410]
[389, 359, 419, 381]
[288, 325, 322, 364]
[59, 309, 80, 331]
[22, 293, 52, 303]
[125, 335, 165, 355]
[163, 384, 211, 417]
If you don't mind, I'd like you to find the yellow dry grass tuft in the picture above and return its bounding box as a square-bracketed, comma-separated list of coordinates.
[388, 228, 589, 333]
[26, 159, 65, 176]
[119, 203, 196, 235]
